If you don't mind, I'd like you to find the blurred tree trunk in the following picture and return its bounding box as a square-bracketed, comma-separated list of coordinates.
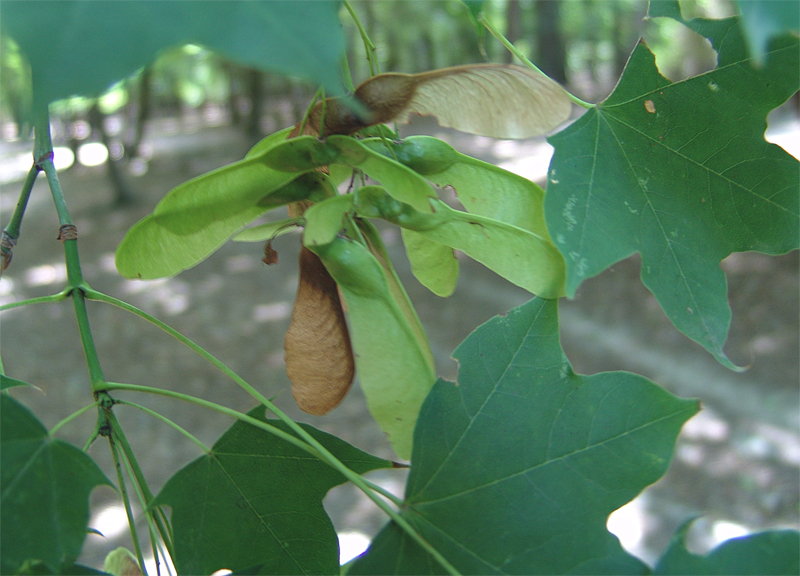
[129, 67, 151, 158]
[534, 0, 567, 84]
[504, 0, 522, 64]
[89, 102, 133, 206]
[245, 67, 263, 142]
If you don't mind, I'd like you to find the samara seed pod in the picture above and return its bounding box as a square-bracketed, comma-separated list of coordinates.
[296, 64, 572, 139]
[284, 246, 355, 415]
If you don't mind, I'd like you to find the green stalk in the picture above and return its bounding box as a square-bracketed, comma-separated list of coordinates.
[1, 163, 38, 272]
[341, 53, 356, 93]
[87, 296, 457, 573]
[103, 382, 328, 457]
[50, 402, 99, 436]
[344, 1, 380, 76]
[115, 399, 211, 453]
[479, 13, 593, 109]
[109, 434, 149, 576]
[0, 291, 70, 312]
[106, 410, 175, 558]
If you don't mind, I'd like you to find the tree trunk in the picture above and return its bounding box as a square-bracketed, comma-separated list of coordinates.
[504, 0, 522, 64]
[534, 0, 567, 85]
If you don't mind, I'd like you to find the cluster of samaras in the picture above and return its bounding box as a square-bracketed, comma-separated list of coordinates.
[283, 64, 572, 416]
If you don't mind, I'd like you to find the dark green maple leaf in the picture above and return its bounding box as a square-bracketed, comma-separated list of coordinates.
[1, 395, 112, 575]
[350, 298, 699, 574]
[655, 521, 800, 575]
[154, 407, 391, 575]
[1, 1, 345, 114]
[544, 10, 799, 368]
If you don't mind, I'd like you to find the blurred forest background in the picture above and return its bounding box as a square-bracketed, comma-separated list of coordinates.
[1, 0, 797, 570]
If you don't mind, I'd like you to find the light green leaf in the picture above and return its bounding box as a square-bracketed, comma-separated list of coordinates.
[655, 521, 800, 575]
[356, 187, 565, 299]
[545, 16, 799, 367]
[116, 163, 335, 279]
[154, 406, 390, 575]
[263, 136, 438, 213]
[351, 298, 699, 574]
[1, 395, 112, 575]
[363, 135, 549, 236]
[245, 127, 294, 159]
[311, 237, 436, 460]
[1, 1, 345, 113]
[302, 195, 355, 247]
[232, 218, 303, 243]
[401, 229, 459, 297]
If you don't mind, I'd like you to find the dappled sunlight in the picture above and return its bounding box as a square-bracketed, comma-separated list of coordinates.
[338, 531, 371, 564]
[252, 302, 291, 323]
[77, 142, 109, 167]
[88, 504, 130, 540]
[608, 497, 647, 560]
[24, 263, 67, 287]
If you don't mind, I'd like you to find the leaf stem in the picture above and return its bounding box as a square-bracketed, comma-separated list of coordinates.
[115, 399, 211, 453]
[341, 53, 356, 93]
[109, 433, 149, 576]
[479, 13, 593, 109]
[88, 290, 458, 574]
[0, 290, 70, 312]
[50, 401, 99, 436]
[344, 1, 380, 76]
[106, 409, 175, 559]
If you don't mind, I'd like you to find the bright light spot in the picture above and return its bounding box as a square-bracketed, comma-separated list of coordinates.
[253, 302, 292, 323]
[99, 252, 118, 273]
[77, 142, 109, 167]
[210, 570, 233, 576]
[89, 504, 129, 539]
[225, 255, 257, 273]
[0, 277, 15, 295]
[681, 409, 729, 442]
[711, 521, 748, 545]
[24, 264, 66, 287]
[338, 531, 371, 564]
[162, 294, 189, 315]
[52, 147, 75, 171]
[607, 499, 645, 553]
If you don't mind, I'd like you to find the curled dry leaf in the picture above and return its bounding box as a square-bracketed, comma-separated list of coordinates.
[299, 64, 572, 139]
[285, 246, 355, 415]
[262, 241, 279, 265]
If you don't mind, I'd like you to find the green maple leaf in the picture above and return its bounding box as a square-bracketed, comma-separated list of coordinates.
[544, 11, 799, 368]
[1, 395, 112, 574]
[154, 407, 391, 575]
[350, 298, 699, 574]
[1, 1, 345, 114]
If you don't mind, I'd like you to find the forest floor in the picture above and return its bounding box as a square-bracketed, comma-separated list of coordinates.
[1, 112, 797, 569]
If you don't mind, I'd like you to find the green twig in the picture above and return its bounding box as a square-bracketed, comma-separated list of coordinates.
[1, 163, 39, 273]
[109, 434, 149, 576]
[115, 399, 211, 453]
[479, 13, 593, 109]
